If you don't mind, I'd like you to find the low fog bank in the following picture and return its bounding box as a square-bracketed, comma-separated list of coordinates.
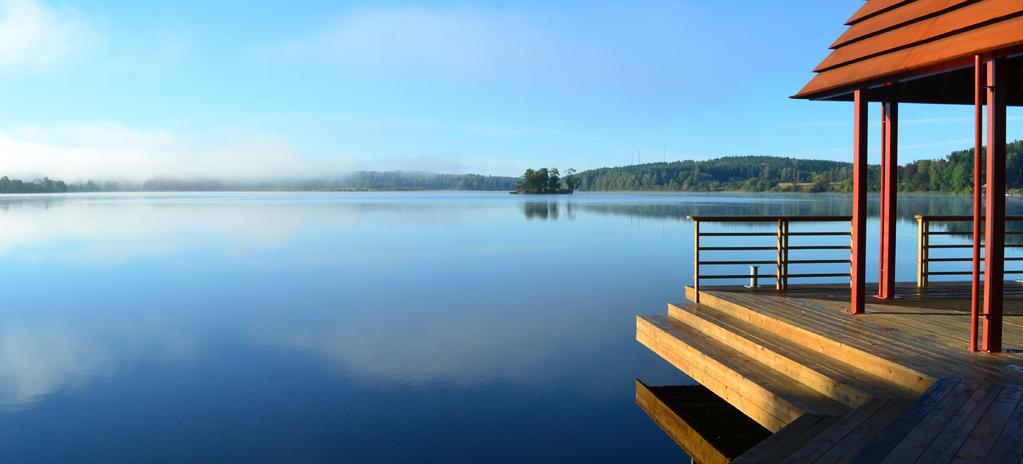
[0, 171, 519, 193]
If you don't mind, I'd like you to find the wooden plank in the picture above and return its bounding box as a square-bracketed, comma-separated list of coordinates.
[637, 316, 849, 430]
[638, 317, 798, 431]
[953, 385, 1023, 461]
[687, 287, 935, 392]
[753, 290, 1023, 382]
[671, 303, 872, 407]
[817, 0, 1023, 72]
[794, 15, 1023, 99]
[880, 381, 983, 463]
[916, 383, 1003, 462]
[779, 399, 891, 463]
[846, 0, 917, 25]
[983, 389, 1023, 463]
[734, 414, 838, 464]
[833, 0, 974, 48]
[669, 303, 915, 407]
[850, 378, 961, 463]
[702, 288, 1023, 383]
[815, 399, 912, 463]
[750, 308, 1011, 383]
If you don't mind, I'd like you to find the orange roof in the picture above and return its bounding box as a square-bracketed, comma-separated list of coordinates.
[794, 0, 1023, 101]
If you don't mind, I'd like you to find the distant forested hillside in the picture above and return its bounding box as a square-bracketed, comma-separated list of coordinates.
[575, 140, 1023, 193]
[576, 157, 860, 192]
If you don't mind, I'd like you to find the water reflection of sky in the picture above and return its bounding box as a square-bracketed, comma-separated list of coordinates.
[0, 192, 1017, 462]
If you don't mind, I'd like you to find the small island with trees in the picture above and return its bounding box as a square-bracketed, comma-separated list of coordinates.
[515, 168, 580, 194]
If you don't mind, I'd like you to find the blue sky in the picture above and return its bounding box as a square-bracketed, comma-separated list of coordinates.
[0, 0, 1018, 180]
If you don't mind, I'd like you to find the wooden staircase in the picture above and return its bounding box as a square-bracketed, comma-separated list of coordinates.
[637, 286, 936, 462]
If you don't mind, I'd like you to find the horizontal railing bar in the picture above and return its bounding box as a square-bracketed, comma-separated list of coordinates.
[699, 246, 777, 251]
[915, 215, 1023, 221]
[698, 232, 777, 237]
[785, 259, 851, 264]
[689, 215, 851, 222]
[924, 270, 1023, 276]
[925, 257, 1023, 263]
[786, 232, 851, 236]
[698, 274, 779, 280]
[925, 243, 1023, 248]
[787, 246, 852, 250]
[785, 273, 851, 278]
[698, 260, 778, 266]
[699, 231, 851, 237]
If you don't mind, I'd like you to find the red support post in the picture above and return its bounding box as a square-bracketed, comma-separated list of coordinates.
[878, 101, 898, 300]
[878, 105, 888, 297]
[970, 55, 984, 352]
[983, 56, 1006, 353]
[851, 90, 868, 315]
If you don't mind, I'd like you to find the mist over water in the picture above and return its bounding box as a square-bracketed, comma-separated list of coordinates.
[0, 191, 1013, 462]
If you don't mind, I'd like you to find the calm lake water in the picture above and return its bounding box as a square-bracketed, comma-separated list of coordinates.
[0, 191, 1019, 463]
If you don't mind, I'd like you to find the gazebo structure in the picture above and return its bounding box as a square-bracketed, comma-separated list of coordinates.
[794, 0, 1023, 353]
[636, 2, 1023, 461]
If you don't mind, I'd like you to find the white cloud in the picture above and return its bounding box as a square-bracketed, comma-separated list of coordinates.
[0, 122, 360, 181]
[0, 325, 116, 409]
[0, 0, 95, 70]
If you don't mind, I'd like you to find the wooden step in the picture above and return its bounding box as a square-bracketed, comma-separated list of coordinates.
[637, 315, 848, 432]
[685, 286, 933, 394]
[667, 302, 919, 409]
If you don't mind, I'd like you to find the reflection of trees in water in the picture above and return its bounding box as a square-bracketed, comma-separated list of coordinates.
[933, 219, 1023, 242]
[523, 201, 575, 221]
[556, 194, 1023, 226]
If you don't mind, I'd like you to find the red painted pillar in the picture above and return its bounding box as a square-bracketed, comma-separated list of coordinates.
[970, 55, 984, 352]
[878, 102, 898, 300]
[983, 56, 1006, 353]
[878, 106, 888, 297]
[851, 90, 868, 315]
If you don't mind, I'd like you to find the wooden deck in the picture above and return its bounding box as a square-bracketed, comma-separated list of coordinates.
[636, 282, 1023, 463]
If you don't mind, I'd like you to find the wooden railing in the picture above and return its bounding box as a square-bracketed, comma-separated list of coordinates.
[916, 215, 1023, 287]
[690, 216, 853, 302]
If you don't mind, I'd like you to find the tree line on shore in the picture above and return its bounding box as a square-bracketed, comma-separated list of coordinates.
[573, 140, 1023, 193]
[2, 140, 1020, 194]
